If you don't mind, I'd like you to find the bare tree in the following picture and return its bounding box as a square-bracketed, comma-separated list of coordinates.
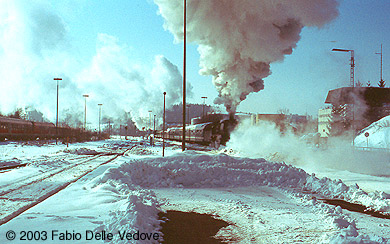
[9, 108, 26, 119]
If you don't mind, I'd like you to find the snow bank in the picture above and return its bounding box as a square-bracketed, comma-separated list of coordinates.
[97, 152, 308, 189]
[97, 152, 390, 213]
[355, 115, 390, 149]
[128, 146, 155, 156]
[328, 228, 385, 244]
[94, 189, 163, 244]
[91, 151, 389, 242]
[87, 174, 163, 243]
[63, 148, 99, 155]
[297, 194, 387, 243]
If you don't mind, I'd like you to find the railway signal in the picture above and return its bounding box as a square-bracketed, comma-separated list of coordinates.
[332, 48, 356, 146]
[365, 131, 369, 148]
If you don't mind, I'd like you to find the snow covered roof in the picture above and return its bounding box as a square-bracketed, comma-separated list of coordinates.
[325, 87, 390, 105]
[0, 116, 33, 126]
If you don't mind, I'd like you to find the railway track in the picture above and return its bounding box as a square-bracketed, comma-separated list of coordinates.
[0, 163, 28, 173]
[0, 145, 135, 225]
[0, 154, 96, 190]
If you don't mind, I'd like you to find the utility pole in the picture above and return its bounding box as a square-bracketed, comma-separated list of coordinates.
[182, 0, 187, 151]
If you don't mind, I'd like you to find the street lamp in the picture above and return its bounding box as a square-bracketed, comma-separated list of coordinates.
[54, 78, 62, 144]
[332, 48, 355, 87]
[201, 96, 207, 117]
[163, 92, 166, 157]
[83, 94, 89, 130]
[98, 104, 103, 135]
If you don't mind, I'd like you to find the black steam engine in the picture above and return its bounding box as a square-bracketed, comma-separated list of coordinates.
[158, 113, 238, 146]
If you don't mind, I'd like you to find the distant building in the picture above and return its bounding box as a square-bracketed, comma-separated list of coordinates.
[252, 113, 309, 134]
[318, 108, 332, 137]
[324, 87, 390, 132]
[254, 114, 286, 125]
[26, 109, 45, 122]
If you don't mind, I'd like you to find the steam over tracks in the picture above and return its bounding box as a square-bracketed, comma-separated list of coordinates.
[0, 146, 134, 225]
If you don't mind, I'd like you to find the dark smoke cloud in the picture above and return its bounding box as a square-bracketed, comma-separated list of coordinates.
[154, 0, 339, 113]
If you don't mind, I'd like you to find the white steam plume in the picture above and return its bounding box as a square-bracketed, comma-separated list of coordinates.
[227, 120, 390, 177]
[154, 0, 339, 112]
[0, 1, 187, 129]
[77, 34, 187, 128]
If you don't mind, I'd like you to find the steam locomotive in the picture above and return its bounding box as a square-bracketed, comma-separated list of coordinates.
[157, 113, 238, 146]
[0, 116, 98, 142]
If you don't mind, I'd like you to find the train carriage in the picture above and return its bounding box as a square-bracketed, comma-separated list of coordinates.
[32, 121, 56, 140]
[0, 116, 97, 142]
[0, 117, 34, 140]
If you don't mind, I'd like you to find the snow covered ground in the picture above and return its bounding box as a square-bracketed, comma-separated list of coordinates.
[0, 126, 390, 243]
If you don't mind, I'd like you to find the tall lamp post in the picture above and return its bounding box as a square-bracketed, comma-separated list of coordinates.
[148, 110, 152, 130]
[153, 114, 156, 146]
[182, 0, 187, 151]
[201, 96, 207, 117]
[98, 104, 103, 135]
[54, 78, 62, 145]
[163, 92, 166, 157]
[187, 104, 190, 125]
[83, 94, 89, 130]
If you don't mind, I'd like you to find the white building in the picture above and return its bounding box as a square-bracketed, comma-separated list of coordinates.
[318, 108, 332, 137]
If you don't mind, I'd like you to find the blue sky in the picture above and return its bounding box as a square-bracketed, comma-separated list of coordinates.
[1, 0, 389, 127]
[65, 0, 388, 115]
